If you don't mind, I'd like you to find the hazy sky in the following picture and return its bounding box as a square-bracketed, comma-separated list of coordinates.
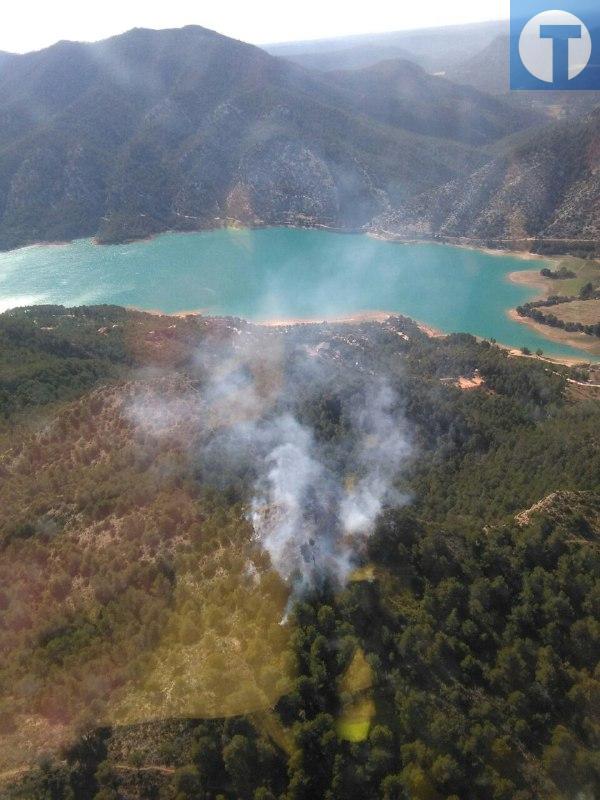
[1, 0, 509, 53]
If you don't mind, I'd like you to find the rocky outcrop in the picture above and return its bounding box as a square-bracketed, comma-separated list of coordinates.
[375, 110, 600, 257]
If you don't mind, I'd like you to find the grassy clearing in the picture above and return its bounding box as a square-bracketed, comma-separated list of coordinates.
[539, 298, 600, 325]
[545, 257, 600, 296]
[336, 697, 376, 743]
[336, 649, 375, 742]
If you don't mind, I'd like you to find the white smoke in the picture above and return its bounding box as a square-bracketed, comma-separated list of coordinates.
[250, 415, 325, 584]
[126, 330, 413, 596]
[249, 382, 411, 595]
[340, 383, 411, 535]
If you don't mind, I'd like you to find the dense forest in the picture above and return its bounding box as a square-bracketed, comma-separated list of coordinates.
[0, 306, 598, 800]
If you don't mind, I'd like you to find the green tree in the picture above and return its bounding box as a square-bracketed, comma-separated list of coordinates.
[223, 735, 257, 799]
[173, 765, 203, 800]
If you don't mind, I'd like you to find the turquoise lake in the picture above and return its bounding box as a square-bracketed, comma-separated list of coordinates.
[0, 227, 592, 359]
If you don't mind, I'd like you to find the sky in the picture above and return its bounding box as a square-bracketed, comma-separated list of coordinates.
[1, 0, 509, 54]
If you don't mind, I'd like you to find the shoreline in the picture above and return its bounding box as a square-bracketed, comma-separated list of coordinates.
[127, 306, 212, 318]
[507, 268, 600, 358]
[109, 227, 572, 271]
[258, 311, 592, 366]
[4, 224, 595, 366]
[128, 305, 592, 367]
[2, 223, 582, 265]
[507, 308, 600, 359]
[507, 269, 553, 300]
[258, 310, 445, 338]
[367, 229, 566, 265]
[132, 306, 446, 338]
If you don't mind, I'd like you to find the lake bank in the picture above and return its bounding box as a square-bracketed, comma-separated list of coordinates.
[368, 229, 570, 263]
[507, 269, 553, 299]
[507, 265, 600, 358]
[507, 309, 600, 359]
[6, 222, 568, 263]
[258, 310, 445, 337]
[261, 311, 592, 366]
[137, 305, 589, 367]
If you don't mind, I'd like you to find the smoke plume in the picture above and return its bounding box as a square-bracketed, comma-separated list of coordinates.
[128, 329, 413, 596]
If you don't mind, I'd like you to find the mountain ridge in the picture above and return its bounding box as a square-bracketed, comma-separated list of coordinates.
[0, 24, 524, 250]
[0, 24, 596, 256]
[265, 20, 506, 73]
[446, 33, 600, 119]
[325, 58, 540, 145]
[373, 108, 600, 256]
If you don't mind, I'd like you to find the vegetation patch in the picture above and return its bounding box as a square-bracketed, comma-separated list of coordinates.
[0, 307, 598, 800]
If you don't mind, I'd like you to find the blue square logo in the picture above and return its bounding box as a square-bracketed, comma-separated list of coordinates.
[511, 0, 600, 89]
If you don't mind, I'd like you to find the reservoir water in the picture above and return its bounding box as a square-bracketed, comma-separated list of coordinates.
[0, 227, 591, 359]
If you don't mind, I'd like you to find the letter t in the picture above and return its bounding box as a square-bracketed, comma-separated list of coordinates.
[540, 24, 582, 83]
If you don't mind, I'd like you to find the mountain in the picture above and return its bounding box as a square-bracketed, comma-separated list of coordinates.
[0, 51, 15, 69]
[375, 108, 600, 256]
[0, 24, 514, 251]
[0, 23, 590, 256]
[267, 42, 423, 72]
[445, 34, 509, 95]
[446, 34, 600, 119]
[324, 58, 539, 145]
[265, 20, 506, 73]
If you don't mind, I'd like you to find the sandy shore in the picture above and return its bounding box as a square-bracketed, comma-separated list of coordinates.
[128, 306, 434, 330]
[507, 269, 553, 299]
[260, 308, 594, 365]
[7, 240, 72, 253]
[507, 309, 600, 359]
[258, 310, 393, 327]
[506, 269, 600, 359]
[126, 306, 210, 318]
[128, 308, 437, 330]
[127, 303, 595, 365]
[263, 313, 446, 337]
[258, 311, 446, 338]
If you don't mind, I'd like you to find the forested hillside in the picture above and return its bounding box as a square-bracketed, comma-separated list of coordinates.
[0, 306, 598, 799]
[446, 34, 600, 119]
[0, 25, 508, 251]
[0, 21, 552, 252]
[376, 108, 600, 257]
[324, 59, 538, 145]
[0, 22, 596, 256]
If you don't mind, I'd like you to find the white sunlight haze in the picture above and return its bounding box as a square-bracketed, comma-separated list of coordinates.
[2, 0, 510, 53]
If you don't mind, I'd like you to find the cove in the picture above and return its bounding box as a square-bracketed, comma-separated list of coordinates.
[0, 227, 591, 360]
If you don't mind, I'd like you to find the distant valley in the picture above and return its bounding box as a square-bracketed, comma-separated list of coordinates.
[265, 21, 507, 74]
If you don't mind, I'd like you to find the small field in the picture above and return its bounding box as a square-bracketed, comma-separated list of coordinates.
[545, 257, 600, 296]
[539, 298, 600, 325]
